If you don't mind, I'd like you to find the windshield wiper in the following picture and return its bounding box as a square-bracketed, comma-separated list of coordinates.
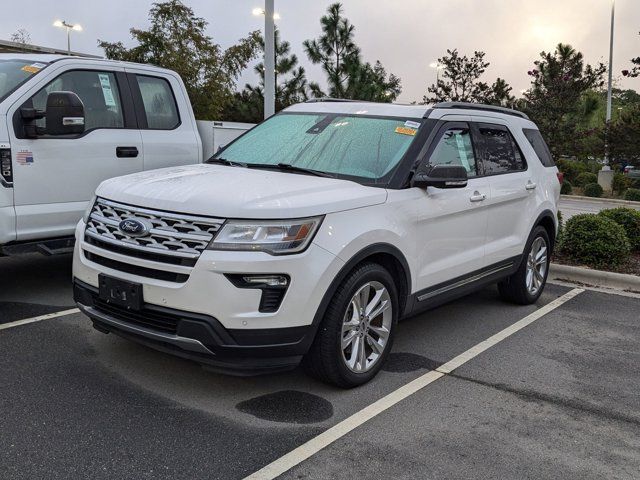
[206, 157, 247, 167]
[247, 163, 335, 178]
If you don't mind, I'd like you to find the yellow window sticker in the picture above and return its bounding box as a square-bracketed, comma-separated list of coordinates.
[21, 65, 41, 74]
[395, 126, 417, 136]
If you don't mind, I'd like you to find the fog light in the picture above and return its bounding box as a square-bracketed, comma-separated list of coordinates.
[241, 275, 289, 287]
[225, 274, 290, 313]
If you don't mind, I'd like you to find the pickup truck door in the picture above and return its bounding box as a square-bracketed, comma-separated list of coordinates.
[124, 67, 201, 170]
[413, 118, 490, 299]
[8, 65, 143, 241]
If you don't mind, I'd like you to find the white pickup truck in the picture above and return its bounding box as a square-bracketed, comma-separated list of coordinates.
[0, 54, 252, 255]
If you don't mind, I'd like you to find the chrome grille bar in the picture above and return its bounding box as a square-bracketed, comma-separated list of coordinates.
[85, 198, 224, 266]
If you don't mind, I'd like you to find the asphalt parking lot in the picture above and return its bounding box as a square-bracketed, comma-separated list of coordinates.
[1, 254, 639, 480]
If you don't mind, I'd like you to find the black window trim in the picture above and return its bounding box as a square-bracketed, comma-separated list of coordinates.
[12, 67, 135, 140]
[473, 121, 528, 178]
[127, 72, 182, 131]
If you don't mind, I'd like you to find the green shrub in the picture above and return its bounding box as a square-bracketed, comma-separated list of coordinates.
[574, 172, 598, 188]
[612, 172, 632, 196]
[560, 181, 573, 195]
[599, 207, 640, 251]
[556, 159, 587, 184]
[625, 188, 640, 202]
[559, 214, 630, 268]
[583, 183, 603, 198]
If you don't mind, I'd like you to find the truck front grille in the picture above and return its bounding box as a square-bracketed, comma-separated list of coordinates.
[84, 198, 224, 274]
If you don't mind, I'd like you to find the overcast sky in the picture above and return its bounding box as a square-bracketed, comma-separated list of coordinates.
[2, 0, 639, 102]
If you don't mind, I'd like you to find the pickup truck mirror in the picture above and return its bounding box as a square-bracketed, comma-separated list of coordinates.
[411, 164, 468, 189]
[44, 91, 85, 136]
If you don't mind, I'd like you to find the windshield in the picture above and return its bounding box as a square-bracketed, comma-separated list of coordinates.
[0, 59, 48, 102]
[215, 112, 423, 182]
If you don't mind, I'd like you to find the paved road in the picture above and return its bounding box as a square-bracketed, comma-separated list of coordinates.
[559, 196, 640, 220]
[1, 254, 639, 479]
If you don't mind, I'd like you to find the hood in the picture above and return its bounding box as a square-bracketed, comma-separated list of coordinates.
[96, 164, 387, 218]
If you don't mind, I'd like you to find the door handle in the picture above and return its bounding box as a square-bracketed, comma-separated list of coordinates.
[469, 191, 486, 202]
[116, 146, 139, 158]
[525, 181, 537, 191]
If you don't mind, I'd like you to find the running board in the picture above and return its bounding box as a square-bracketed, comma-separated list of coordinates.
[1, 236, 75, 256]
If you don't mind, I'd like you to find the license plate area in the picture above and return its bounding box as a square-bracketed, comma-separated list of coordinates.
[98, 274, 143, 310]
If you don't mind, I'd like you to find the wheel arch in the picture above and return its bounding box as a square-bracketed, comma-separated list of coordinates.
[303, 243, 412, 352]
[532, 209, 557, 253]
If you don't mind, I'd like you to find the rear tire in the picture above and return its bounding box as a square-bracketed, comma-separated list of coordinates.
[498, 226, 550, 305]
[303, 262, 398, 388]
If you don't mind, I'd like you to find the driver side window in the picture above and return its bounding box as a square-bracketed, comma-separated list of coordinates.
[429, 126, 477, 177]
[27, 70, 124, 133]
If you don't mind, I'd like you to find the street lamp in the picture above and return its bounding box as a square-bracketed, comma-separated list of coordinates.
[53, 20, 82, 55]
[252, 8, 280, 20]
[429, 62, 444, 83]
[605, 0, 615, 164]
[253, 3, 279, 119]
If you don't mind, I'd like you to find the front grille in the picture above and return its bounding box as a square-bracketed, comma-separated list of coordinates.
[93, 298, 180, 334]
[85, 198, 224, 266]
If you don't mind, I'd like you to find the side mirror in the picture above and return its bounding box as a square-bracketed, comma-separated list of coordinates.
[45, 91, 85, 136]
[411, 164, 468, 189]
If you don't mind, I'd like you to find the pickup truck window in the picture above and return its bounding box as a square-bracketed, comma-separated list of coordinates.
[135, 75, 180, 129]
[0, 59, 48, 102]
[29, 70, 124, 132]
[216, 112, 422, 181]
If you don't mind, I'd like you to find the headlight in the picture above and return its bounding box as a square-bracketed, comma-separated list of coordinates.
[83, 195, 97, 223]
[208, 217, 323, 255]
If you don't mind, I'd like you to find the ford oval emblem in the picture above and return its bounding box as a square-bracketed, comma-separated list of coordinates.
[118, 218, 149, 237]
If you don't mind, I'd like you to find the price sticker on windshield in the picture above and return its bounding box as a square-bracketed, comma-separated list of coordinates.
[21, 63, 45, 74]
[395, 126, 417, 136]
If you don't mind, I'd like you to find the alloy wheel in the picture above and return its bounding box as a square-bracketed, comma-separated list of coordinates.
[526, 236, 548, 296]
[340, 281, 393, 373]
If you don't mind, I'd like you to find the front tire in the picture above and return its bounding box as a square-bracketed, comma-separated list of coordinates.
[303, 262, 398, 388]
[498, 226, 550, 305]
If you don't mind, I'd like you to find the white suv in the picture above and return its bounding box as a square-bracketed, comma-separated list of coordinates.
[73, 100, 561, 387]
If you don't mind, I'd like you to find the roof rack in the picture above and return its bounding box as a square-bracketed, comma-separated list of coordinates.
[304, 97, 366, 103]
[432, 102, 529, 119]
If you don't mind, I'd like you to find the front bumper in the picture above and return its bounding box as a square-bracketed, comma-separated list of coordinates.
[72, 219, 345, 374]
[74, 280, 311, 374]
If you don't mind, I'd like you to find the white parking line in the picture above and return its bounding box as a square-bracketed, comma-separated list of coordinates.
[0, 308, 80, 331]
[244, 287, 584, 480]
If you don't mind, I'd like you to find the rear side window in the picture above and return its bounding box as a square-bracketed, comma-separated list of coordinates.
[523, 128, 555, 167]
[135, 75, 180, 129]
[477, 124, 526, 175]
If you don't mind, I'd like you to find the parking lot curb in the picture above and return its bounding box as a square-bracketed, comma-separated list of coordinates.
[560, 194, 640, 207]
[549, 263, 640, 292]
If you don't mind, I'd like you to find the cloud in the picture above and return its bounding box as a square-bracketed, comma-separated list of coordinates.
[1, 0, 638, 104]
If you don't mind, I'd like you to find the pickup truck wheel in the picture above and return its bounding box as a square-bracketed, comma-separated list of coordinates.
[303, 262, 398, 388]
[498, 226, 550, 305]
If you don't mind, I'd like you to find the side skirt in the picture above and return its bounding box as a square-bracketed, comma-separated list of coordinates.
[405, 255, 522, 317]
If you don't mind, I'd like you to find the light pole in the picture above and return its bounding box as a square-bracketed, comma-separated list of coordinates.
[53, 20, 82, 55]
[429, 62, 444, 83]
[253, 3, 278, 119]
[605, 0, 615, 164]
